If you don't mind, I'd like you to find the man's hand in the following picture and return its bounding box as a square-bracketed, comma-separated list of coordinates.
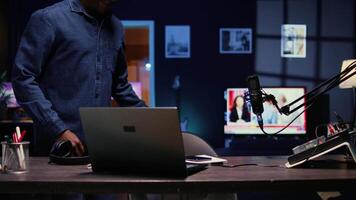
[57, 130, 85, 156]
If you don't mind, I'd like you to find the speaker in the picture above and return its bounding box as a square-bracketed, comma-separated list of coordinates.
[49, 140, 90, 165]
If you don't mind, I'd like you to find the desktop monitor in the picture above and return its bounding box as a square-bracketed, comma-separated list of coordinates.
[224, 87, 307, 135]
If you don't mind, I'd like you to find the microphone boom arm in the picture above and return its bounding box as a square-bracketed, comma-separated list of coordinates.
[280, 61, 356, 116]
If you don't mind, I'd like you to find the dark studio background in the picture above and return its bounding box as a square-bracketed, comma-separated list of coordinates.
[0, 0, 355, 155]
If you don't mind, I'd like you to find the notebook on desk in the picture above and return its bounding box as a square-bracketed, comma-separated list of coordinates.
[79, 107, 207, 177]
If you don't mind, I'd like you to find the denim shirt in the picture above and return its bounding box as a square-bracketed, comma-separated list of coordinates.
[12, 0, 145, 151]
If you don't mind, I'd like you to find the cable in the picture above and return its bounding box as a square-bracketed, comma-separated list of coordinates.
[217, 163, 257, 167]
[216, 163, 283, 168]
[259, 102, 313, 135]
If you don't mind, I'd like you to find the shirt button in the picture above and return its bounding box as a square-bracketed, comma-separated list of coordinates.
[95, 94, 99, 98]
[96, 74, 100, 80]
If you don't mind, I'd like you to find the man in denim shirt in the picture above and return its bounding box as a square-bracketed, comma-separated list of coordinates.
[12, 0, 145, 156]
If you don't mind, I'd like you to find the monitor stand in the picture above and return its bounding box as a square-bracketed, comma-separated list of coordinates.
[286, 130, 356, 168]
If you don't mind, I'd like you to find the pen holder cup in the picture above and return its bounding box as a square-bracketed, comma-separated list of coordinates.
[1, 141, 30, 174]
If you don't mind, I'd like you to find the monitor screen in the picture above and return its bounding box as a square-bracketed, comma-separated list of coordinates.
[224, 87, 306, 135]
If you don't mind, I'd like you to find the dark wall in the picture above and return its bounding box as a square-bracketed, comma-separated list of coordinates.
[7, 0, 60, 71]
[0, 1, 8, 72]
[6, 0, 257, 148]
[256, 0, 356, 124]
[116, 0, 257, 147]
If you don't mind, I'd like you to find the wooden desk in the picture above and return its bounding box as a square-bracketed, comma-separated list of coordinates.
[0, 156, 355, 194]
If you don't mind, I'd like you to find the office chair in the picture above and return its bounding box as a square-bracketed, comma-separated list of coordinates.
[180, 132, 237, 200]
[182, 132, 217, 157]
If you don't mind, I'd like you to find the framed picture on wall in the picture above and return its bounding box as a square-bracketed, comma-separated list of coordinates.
[281, 24, 307, 58]
[165, 25, 191, 58]
[220, 28, 252, 54]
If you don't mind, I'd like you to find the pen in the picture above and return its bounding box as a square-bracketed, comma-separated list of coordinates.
[19, 130, 27, 142]
[11, 130, 27, 142]
[12, 133, 18, 143]
[15, 126, 26, 169]
[15, 126, 21, 141]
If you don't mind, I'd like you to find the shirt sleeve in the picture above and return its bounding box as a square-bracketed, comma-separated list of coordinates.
[11, 10, 68, 138]
[111, 42, 147, 107]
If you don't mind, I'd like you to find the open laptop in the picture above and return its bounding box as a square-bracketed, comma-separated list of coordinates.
[79, 107, 207, 177]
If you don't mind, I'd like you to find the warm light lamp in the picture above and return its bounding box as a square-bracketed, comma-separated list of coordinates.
[339, 59, 356, 89]
[339, 59, 356, 130]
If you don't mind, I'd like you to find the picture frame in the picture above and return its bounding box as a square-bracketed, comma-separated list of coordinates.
[165, 25, 191, 58]
[281, 24, 307, 58]
[220, 28, 252, 54]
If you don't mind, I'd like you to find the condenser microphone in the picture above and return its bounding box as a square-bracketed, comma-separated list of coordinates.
[247, 75, 264, 127]
[247, 75, 264, 115]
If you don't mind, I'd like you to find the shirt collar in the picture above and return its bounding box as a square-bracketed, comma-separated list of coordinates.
[68, 0, 113, 19]
[68, 0, 86, 13]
